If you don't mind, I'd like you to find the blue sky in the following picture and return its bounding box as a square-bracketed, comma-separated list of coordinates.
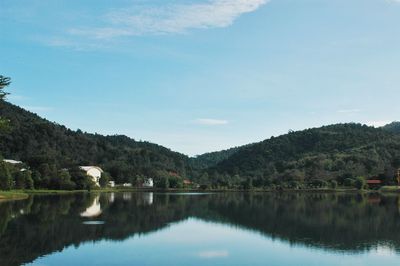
[1, 0, 400, 156]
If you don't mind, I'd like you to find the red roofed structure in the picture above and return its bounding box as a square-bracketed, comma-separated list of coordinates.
[366, 180, 382, 184]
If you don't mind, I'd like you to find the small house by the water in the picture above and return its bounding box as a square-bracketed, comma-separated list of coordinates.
[80, 166, 103, 187]
[3, 159, 23, 165]
[3, 159, 27, 172]
[366, 179, 382, 189]
[143, 178, 154, 188]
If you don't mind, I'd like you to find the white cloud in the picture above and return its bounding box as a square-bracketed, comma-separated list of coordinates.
[42, 36, 107, 51]
[195, 118, 229, 126]
[337, 109, 361, 114]
[69, 0, 269, 39]
[366, 120, 391, 128]
[198, 250, 229, 259]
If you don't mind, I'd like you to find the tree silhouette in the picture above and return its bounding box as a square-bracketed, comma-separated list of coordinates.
[0, 75, 11, 131]
[0, 75, 10, 100]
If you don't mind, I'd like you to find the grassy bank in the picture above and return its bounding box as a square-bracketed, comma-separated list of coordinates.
[0, 191, 29, 201]
[0, 187, 398, 202]
[24, 189, 88, 194]
[379, 186, 400, 193]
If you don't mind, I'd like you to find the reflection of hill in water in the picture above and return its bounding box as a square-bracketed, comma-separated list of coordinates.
[1, 192, 400, 266]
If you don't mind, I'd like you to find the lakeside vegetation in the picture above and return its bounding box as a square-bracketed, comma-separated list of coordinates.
[1, 74, 400, 192]
[197, 123, 400, 190]
[0, 191, 28, 201]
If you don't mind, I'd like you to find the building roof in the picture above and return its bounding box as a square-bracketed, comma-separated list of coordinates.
[366, 180, 382, 184]
[79, 166, 104, 172]
[3, 159, 23, 164]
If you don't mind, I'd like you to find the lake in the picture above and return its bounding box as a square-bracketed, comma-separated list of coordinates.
[1, 192, 400, 266]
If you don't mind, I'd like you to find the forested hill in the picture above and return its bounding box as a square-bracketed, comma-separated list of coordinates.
[0, 101, 190, 183]
[204, 124, 400, 188]
[190, 146, 249, 170]
[382, 121, 400, 134]
[2, 99, 400, 189]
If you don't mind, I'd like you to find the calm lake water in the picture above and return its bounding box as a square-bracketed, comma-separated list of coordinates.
[1, 192, 400, 266]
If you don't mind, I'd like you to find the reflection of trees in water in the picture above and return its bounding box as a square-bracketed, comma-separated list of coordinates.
[0, 193, 191, 266]
[200, 193, 400, 253]
[0, 193, 400, 265]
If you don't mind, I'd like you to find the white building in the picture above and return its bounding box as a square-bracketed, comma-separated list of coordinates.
[143, 178, 154, 188]
[3, 159, 23, 165]
[108, 181, 115, 188]
[80, 166, 103, 186]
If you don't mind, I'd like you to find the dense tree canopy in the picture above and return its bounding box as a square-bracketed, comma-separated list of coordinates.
[202, 124, 400, 189]
[383, 121, 400, 134]
[1, 77, 400, 190]
[0, 101, 191, 189]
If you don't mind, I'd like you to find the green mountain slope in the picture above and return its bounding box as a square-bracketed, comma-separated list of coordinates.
[0, 101, 190, 184]
[382, 121, 400, 134]
[205, 124, 400, 188]
[2, 99, 400, 190]
[190, 146, 248, 169]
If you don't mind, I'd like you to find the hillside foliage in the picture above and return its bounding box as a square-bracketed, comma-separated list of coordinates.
[202, 124, 400, 189]
[0, 101, 191, 189]
[1, 74, 400, 190]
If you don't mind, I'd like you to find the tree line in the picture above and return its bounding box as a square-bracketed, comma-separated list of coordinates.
[1, 74, 400, 191]
[195, 123, 400, 190]
[0, 75, 194, 190]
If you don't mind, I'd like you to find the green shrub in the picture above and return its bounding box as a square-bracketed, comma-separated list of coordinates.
[344, 178, 355, 187]
[354, 176, 366, 190]
[0, 162, 12, 190]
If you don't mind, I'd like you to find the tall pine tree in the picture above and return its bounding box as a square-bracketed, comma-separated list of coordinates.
[0, 75, 11, 131]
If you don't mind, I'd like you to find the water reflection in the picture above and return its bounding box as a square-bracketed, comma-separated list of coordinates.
[143, 192, 153, 205]
[0, 192, 400, 266]
[80, 195, 102, 218]
[109, 192, 115, 203]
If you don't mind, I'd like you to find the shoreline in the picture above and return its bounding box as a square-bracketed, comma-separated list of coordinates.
[1, 186, 399, 201]
[0, 191, 30, 201]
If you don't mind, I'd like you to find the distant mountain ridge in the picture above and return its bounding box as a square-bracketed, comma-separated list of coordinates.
[201, 123, 400, 187]
[1, 100, 400, 188]
[382, 121, 400, 133]
[190, 145, 251, 169]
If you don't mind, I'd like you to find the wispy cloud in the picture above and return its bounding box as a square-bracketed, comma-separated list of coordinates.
[198, 250, 229, 259]
[69, 0, 269, 39]
[42, 36, 107, 51]
[337, 109, 361, 114]
[195, 118, 229, 126]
